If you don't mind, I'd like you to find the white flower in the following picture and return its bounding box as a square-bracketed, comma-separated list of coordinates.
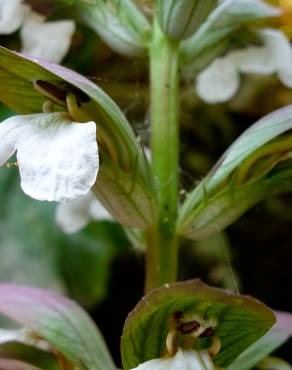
[55, 191, 112, 234]
[0, 0, 75, 63]
[0, 112, 98, 202]
[130, 349, 215, 370]
[0, 0, 29, 34]
[20, 11, 75, 63]
[196, 29, 292, 104]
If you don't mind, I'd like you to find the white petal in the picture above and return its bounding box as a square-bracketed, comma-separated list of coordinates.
[230, 46, 276, 75]
[0, 112, 98, 202]
[0, 329, 23, 344]
[131, 349, 215, 370]
[196, 57, 240, 103]
[89, 197, 112, 221]
[20, 11, 75, 63]
[0, 0, 29, 34]
[227, 29, 292, 87]
[260, 29, 292, 88]
[55, 192, 111, 234]
[0, 328, 50, 350]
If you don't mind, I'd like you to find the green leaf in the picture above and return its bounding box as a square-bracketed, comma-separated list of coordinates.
[93, 154, 157, 228]
[0, 284, 116, 370]
[157, 0, 218, 41]
[0, 47, 158, 228]
[181, 0, 280, 72]
[228, 310, 292, 370]
[121, 279, 275, 369]
[178, 106, 292, 240]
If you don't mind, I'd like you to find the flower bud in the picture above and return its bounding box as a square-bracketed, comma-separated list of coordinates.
[157, 0, 219, 40]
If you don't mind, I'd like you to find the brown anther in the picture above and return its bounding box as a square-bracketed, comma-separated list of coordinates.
[34, 80, 67, 105]
[199, 327, 214, 338]
[208, 335, 221, 357]
[174, 311, 183, 320]
[178, 320, 201, 334]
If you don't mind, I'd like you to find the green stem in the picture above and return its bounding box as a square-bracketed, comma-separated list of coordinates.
[145, 20, 180, 293]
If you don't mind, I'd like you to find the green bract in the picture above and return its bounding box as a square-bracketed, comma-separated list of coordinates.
[0, 47, 158, 228]
[121, 279, 275, 369]
[74, 0, 151, 57]
[157, 0, 218, 41]
[0, 284, 116, 370]
[181, 0, 280, 73]
[178, 106, 292, 240]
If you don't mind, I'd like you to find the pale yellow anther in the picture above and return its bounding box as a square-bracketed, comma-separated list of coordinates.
[208, 336, 222, 357]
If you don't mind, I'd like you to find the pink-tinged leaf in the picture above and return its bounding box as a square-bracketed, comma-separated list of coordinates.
[274, 310, 292, 334]
[0, 284, 116, 370]
[178, 105, 292, 240]
[0, 359, 41, 370]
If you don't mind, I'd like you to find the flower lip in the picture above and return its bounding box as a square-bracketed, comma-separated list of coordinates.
[130, 349, 216, 370]
[0, 112, 99, 202]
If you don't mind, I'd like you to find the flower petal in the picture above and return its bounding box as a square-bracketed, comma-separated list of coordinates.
[55, 191, 111, 234]
[0, 328, 50, 350]
[131, 349, 215, 370]
[232, 29, 292, 87]
[0, 0, 29, 34]
[230, 45, 276, 75]
[0, 112, 98, 202]
[260, 29, 292, 88]
[20, 11, 75, 63]
[196, 57, 240, 103]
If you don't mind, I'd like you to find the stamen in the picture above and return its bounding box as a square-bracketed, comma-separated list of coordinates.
[208, 336, 221, 357]
[66, 93, 120, 163]
[42, 100, 54, 113]
[33, 80, 67, 106]
[66, 93, 92, 122]
[166, 314, 179, 356]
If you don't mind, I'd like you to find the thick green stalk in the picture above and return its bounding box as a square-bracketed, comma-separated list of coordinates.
[145, 20, 180, 292]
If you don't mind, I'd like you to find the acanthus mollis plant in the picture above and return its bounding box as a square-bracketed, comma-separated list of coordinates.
[0, 0, 292, 369]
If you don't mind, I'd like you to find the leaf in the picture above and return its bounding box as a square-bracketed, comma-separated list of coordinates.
[0, 342, 59, 370]
[157, 0, 218, 41]
[178, 105, 292, 239]
[121, 279, 275, 369]
[75, 0, 150, 57]
[0, 47, 158, 227]
[228, 310, 292, 370]
[93, 154, 158, 228]
[181, 0, 280, 72]
[0, 284, 116, 370]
